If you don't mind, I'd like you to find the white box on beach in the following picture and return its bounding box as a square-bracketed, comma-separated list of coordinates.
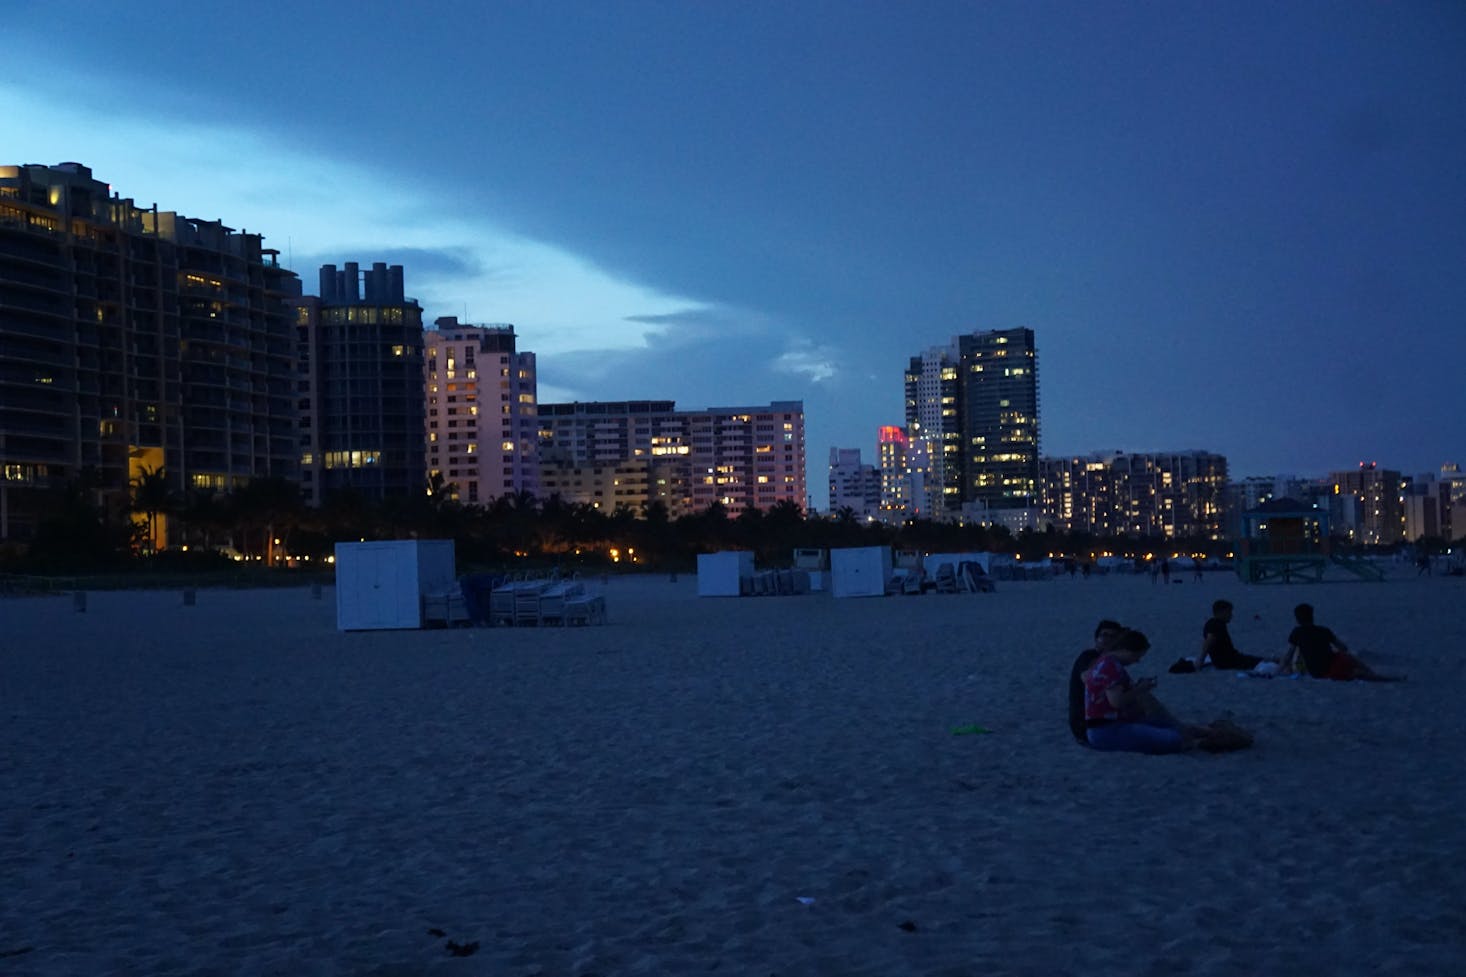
[830, 546, 892, 598]
[334, 540, 458, 630]
[697, 551, 755, 597]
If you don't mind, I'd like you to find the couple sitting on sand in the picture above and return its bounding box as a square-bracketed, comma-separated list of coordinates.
[1068, 620, 1254, 755]
[1184, 600, 1399, 681]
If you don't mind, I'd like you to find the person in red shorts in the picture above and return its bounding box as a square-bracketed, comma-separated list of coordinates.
[1281, 603, 1404, 682]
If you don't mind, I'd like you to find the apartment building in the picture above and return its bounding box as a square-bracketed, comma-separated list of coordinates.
[903, 344, 962, 518]
[295, 262, 425, 504]
[1, 162, 298, 542]
[956, 327, 1039, 511]
[828, 447, 881, 519]
[538, 400, 805, 513]
[423, 317, 538, 505]
[1040, 450, 1229, 539]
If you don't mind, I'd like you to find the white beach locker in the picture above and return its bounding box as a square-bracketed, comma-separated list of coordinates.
[334, 540, 457, 630]
[830, 546, 892, 598]
[697, 551, 754, 597]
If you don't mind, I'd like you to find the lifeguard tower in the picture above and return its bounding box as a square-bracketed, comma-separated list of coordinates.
[1236, 498, 1383, 583]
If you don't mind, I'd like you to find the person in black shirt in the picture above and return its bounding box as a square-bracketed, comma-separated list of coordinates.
[1201, 600, 1265, 670]
[1281, 603, 1402, 681]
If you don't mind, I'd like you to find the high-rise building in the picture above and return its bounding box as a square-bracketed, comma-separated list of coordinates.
[1040, 450, 1229, 539]
[956, 327, 1039, 511]
[1, 162, 298, 543]
[1327, 463, 1404, 545]
[538, 400, 805, 513]
[828, 447, 880, 520]
[423, 317, 538, 506]
[903, 344, 962, 517]
[876, 425, 937, 522]
[295, 262, 424, 505]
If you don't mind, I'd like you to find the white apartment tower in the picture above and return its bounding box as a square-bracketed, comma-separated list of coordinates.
[903, 344, 961, 518]
[828, 447, 881, 519]
[424, 316, 539, 505]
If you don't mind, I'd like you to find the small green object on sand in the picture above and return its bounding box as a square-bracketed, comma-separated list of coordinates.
[951, 724, 992, 735]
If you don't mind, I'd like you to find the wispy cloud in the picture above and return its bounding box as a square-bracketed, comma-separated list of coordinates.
[773, 341, 839, 383]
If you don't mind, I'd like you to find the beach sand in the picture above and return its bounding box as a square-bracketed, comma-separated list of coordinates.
[2, 571, 1463, 976]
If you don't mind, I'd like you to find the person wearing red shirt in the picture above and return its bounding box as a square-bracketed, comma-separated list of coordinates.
[1084, 630, 1253, 754]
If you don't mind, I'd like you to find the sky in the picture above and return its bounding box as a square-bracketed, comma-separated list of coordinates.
[5, 1, 1464, 504]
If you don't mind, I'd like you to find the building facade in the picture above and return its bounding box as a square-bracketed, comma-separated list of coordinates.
[828, 447, 881, 520]
[876, 425, 938, 522]
[538, 456, 691, 517]
[1040, 450, 1230, 539]
[903, 344, 962, 518]
[1327, 464, 1404, 546]
[423, 317, 538, 506]
[956, 327, 1039, 511]
[295, 262, 424, 505]
[1, 162, 298, 543]
[537, 400, 806, 513]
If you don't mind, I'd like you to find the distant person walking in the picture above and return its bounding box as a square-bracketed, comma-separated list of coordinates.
[1161, 559, 1171, 584]
[1417, 554, 1432, 576]
[1192, 558, 1204, 582]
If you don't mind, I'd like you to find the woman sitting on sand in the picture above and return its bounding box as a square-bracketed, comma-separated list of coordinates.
[1083, 629, 1253, 754]
[1280, 603, 1403, 682]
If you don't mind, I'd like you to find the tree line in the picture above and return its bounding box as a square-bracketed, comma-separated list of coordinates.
[5, 467, 1253, 575]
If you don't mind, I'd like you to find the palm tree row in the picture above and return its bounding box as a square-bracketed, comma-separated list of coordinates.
[10, 468, 1240, 574]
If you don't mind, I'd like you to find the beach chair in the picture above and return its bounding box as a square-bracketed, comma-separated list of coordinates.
[421, 587, 470, 627]
[958, 561, 996, 593]
[537, 586, 567, 626]
[488, 586, 517, 626]
[513, 587, 541, 626]
[564, 583, 607, 625]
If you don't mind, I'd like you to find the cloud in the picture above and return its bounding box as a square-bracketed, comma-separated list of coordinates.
[0, 73, 702, 357]
[772, 341, 839, 383]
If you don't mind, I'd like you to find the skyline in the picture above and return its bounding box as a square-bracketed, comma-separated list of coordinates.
[5, 2, 1464, 490]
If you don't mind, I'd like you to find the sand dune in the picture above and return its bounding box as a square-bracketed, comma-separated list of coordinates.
[2, 572, 1462, 976]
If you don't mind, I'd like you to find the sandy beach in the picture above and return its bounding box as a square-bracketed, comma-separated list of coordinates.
[2, 570, 1463, 976]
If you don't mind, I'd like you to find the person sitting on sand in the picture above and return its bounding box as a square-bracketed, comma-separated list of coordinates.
[1201, 600, 1267, 670]
[1083, 629, 1253, 754]
[1280, 603, 1403, 682]
[1068, 619, 1123, 744]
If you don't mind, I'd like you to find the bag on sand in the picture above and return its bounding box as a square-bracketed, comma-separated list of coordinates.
[1168, 658, 1197, 674]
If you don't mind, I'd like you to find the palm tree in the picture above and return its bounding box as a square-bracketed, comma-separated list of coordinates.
[231, 476, 304, 565]
[129, 464, 174, 553]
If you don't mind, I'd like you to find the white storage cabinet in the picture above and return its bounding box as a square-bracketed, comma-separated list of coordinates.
[697, 551, 755, 597]
[335, 540, 458, 630]
[830, 546, 892, 598]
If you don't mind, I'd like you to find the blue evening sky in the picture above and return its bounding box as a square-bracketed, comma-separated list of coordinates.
[5, 1, 1464, 503]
